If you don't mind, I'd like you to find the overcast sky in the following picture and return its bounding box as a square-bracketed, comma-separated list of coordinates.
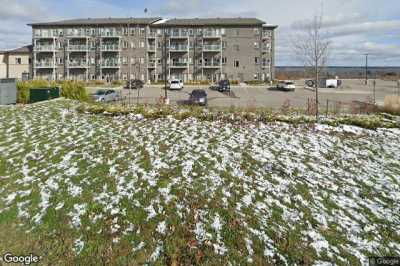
[1, 0, 399, 66]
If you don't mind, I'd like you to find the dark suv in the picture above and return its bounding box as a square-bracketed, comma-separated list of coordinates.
[188, 89, 208, 106]
[217, 79, 230, 92]
[125, 79, 144, 89]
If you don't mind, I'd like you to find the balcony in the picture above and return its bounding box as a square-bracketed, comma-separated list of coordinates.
[147, 32, 158, 38]
[101, 61, 120, 68]
[202, 62, 221, 68]
[262, 46, 271, 53]
[203, 32, 222, 38]
[169, 45, 188, 52]
[101, 44, 120, 52]
[68, 61, 89, 68]
[202, 44, 221, 52]
[100, 32, 121, 38]
[148, 60, 157, 68]
[67, 45, 88, 52]
[169, 32, 189, 39]
[66, 32, 88, 38]
[34, 45, 55, 52]
[35, 61, 55, 68]
[34, 33, 57, 39]
[169, 62, 187, 68]
[147, 45, 156, 51]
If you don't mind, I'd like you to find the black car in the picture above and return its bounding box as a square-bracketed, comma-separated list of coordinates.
[189, 89, 208, 106]
[125, 79, 144, 89]
[217, 79, 231, 92]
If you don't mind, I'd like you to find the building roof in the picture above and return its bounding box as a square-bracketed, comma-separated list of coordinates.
[28, 17, 162, 27]
[156, 18, 266, 26]
[0, 45, 32, 54]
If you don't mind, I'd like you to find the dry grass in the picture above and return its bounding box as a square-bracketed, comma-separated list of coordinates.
[384, 95, 400, 114]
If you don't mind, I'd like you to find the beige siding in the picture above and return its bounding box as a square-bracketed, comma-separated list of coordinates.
[0, 54, 7, 78]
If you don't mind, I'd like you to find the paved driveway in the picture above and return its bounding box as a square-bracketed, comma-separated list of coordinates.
[88, 79, 399, 109]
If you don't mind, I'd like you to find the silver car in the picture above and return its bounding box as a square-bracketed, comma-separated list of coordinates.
[93, 89, 120, 102]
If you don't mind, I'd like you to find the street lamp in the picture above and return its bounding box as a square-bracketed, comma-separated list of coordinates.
[365, 53, 368, 85]
[163, 30, 169, 104]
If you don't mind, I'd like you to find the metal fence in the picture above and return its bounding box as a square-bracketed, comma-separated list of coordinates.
[306, 98, 377, 116]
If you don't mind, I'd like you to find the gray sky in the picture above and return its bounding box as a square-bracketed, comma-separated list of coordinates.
[1, 0, 399, 66]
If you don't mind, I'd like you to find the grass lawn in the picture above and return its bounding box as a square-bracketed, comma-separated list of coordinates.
[0, 99, 399, 265]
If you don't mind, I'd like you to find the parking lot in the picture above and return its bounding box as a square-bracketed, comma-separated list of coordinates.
[89, 79, 399, 110]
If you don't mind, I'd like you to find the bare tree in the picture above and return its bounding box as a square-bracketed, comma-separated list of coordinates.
[292, 12, 330, 120]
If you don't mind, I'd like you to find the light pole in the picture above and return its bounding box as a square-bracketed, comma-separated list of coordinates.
[163, 30, 169, 103]
[365, 53, 368, 85]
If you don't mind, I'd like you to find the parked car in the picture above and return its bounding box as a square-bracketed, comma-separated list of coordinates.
[169, 79, 184, 90]
[217, 79, 231, 92]
[125, 79, 144, 89]
[277, 81, 296, 91]
[188, 89, 208, 106]
[93, 89, 119, 102]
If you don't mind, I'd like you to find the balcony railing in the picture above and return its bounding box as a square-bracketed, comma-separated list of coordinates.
[66, 32, 88, 38]
[203, 62, 221, 67]
[169, 32, 189, 38]
[170, 62, 187, 67]
[35, 62, 55, 68]
[147, 45, 156, 51]
[34, 45, 55, 51]
[147, 32, 158, 38]
[68, 61, 88, 68]
[148, 60, 157, 68]
[100, 32, 121, 38]
[169, 45, 188, 51]
[67, 45, 88, 51]
[202, 44, 221, 51]
[203, 32, 222, 38]
[34, 33, 57, 38]
[101, 61, 120, 68]
[101, 44, 120, 51]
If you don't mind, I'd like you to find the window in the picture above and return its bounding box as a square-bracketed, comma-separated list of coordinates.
[221, 28, 225, 35]
[15, 58, 22, 64]
[29, 58, 32, 64]
[254, 74, 259, 80]
[130, 28, 136, 36]
[254, 28, 260, 35]
[234, 60, 239, 68]
[255, 57, 260, 64]
[254, 42, 259, 49]
[123, 41, 129, 49]
[140, 41, 145, 48]
[123, 28, 129, 35]
[235, 29, 240, 36]
[222, 41, 227, 49]
[222, 57, 227, 64]
[131, 57, 135, 64]
[122, 57, 128, 64]
[140, 28, 145, 36]
[234, 44, 240, 51]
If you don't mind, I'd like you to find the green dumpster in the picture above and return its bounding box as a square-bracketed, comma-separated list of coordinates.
[29, 87, 60, 103]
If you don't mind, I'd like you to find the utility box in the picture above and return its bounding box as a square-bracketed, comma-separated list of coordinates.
[29, 87, 60, 103]
[0, 78, 17, 105]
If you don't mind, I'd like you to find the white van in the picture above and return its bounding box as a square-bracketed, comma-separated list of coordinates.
[169, 79, 184, 90]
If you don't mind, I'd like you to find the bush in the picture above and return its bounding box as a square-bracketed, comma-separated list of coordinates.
[17, 80, 90, 103]
[383, 95, 400, 115]
[59, 81, 90, 102]
[111, 80, 124, 86]
[85, 80, 106, 87]
[245, 80, 265, 85]
[17, 79, 56, 103]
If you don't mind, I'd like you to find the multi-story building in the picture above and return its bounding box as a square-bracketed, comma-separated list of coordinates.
[29, 17, 277, 82]
[0, 45, 32, 80]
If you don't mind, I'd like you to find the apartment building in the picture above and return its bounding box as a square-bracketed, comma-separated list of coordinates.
[0, 45, 32, 80]
[29, 17, 276, 82]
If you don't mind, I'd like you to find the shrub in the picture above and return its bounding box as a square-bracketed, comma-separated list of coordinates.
[383, 95, 400, 115]
[111, 80, 125, 86]
[17, 79, 56, 103]
[245, 80, 265, 85]
[59, 81, 90, 102]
